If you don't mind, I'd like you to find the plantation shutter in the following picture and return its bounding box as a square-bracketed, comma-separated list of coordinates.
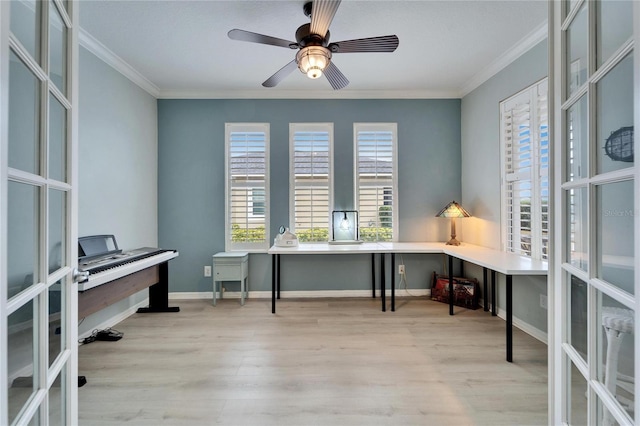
[536, 83, 549, 260]
[503, 92, 533, 256]
[355, 124, 397, 242]
[501, 79, 548, 259]
[225, 124, 269, 251]
[290, 124, 332, 242]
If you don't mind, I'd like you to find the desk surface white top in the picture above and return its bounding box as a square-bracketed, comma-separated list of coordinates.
[268, 241, 548, 276]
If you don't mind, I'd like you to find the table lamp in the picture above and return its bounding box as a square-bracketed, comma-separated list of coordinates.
[436, 201, 471, 246]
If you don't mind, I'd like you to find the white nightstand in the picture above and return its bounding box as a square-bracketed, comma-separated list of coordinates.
[212, 252, 249, 306]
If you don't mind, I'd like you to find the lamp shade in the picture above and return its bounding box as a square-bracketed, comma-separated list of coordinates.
[436, 201, 471, 218]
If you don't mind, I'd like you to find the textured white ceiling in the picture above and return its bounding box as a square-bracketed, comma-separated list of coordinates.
[79, 0, 548, 98]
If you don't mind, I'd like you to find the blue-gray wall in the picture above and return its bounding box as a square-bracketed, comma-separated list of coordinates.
[78, 46, 158, 334]
[157, 99, 461, 294]
[460, 39, 548, 335]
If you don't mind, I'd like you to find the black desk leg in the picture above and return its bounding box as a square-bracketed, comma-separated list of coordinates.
[277, 254, 281, 300]
[271, 254, 276, 314]
[137, 262, 180, 313]
[391, 253, 395, 312]
[483, 268, 489, 312]
[506, 274, 513, 362]
[372, 253, 376, 298]
[491, 270, 497, 317]
[448, 255, 454, 316]
[381, 254, 386, 312]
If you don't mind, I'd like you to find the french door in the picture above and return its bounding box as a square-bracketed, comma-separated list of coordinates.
[552, 0, 638, 424]
[1, 0, 79, 424]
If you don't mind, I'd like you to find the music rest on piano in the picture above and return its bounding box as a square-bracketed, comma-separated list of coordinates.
[77, 235, 179, 317]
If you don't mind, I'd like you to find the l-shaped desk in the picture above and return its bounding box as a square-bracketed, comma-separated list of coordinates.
[268, 242, 548, 362]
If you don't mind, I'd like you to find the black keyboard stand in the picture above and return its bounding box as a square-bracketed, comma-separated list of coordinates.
[136, 261, 180, 313]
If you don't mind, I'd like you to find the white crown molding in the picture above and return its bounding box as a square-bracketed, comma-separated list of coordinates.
[79, 28, 160, 98]
[459, 21, 548, 98]
[157, 89, 460, 100]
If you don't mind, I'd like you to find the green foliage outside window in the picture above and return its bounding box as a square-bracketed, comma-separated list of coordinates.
[231, 224, 265, 242]
[296, 228, 329, 242]
[360, 227, 393, 242]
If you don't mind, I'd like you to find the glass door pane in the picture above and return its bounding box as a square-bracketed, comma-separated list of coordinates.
[10, 0, 41, 62]
[567, 187, 588, 271]
[596, 53, 634, 174]
[596, 0, 633, 68]
[566, 5, 588, 97]
[8, 50, 41, 175]
[566, 95, 588, 181]
[567, 359, 588, 425]
[48, 1, 67, 94]
[48, 95, 67, 182]
[597, 180, 635, 295]
[569, 275, 588, 360]
[7, 181, 40, 299]
[597, 292, 635, 423]
[8, 300, 37, 424]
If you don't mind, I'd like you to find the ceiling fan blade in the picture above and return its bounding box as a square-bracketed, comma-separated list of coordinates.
[324, 61, 349, 90]
[310, 0, 341, 38]
[262, 60, 298, 88]
[330, 35, 399, 53]
[228, 29, 295, 49]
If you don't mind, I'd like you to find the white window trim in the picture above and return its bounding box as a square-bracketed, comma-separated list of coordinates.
[353, 123, 399, 242]
[289, 123, 334, 242]
[224, 123, 270, 252]
[500, 79, 548, 260]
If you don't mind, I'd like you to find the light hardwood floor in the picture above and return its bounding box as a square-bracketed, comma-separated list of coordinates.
[78, 298, 548, 425]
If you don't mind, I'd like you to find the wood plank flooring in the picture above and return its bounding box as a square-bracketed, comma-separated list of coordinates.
[78, 298, 548, 425]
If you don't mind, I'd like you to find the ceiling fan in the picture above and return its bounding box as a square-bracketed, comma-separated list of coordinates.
[228, 0, 399, 90]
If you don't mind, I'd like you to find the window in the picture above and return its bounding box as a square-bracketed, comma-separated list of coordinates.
[290, 123, 333, 242]
[225, 123, 269, 251]
[354, 123, 398, 242]
[500, 79, 548, 260]
[249, 188, 265, 217]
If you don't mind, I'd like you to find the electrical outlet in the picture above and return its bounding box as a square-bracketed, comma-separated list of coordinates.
[540, 294, 547, 310]
[398, 264, 405, 274]
[204, 265, 212, 277]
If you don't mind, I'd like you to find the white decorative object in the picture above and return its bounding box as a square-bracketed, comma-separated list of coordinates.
[274, 227, 298, 247]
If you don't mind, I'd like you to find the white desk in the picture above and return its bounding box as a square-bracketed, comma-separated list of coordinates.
[268, 241, 548, 362]
[443, 244, 547, 362]
[268, 243, 387, 312]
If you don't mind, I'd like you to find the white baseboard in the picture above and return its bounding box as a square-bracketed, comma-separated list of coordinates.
[480, 299, 547, 344]
[169, 289, 431, 300]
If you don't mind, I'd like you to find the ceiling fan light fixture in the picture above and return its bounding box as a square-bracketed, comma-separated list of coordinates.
[296, 45, 331, 79]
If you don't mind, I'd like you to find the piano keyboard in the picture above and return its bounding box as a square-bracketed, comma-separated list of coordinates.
[78, 249, 179, 292]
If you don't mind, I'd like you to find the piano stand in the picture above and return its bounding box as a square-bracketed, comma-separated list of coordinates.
[136, 262, 180, 313]
[79, 261, 179, 318]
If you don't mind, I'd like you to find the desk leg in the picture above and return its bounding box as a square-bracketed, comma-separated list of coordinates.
[483, 268, 488, 312]
[271, 254, 276, 314]
[277, 254, 281, 300]
[491, 270, 497, 317]
[448, 255, 454, 316]
[506, 274, 513, 362]
[137, 262, 180, 313]
[391, 253, 395, 312]
[372, 253, 376, 298]
[381, 254, 386, 312]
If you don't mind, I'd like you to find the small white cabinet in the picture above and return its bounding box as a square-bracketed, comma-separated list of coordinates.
[212, 252, 249, 306]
